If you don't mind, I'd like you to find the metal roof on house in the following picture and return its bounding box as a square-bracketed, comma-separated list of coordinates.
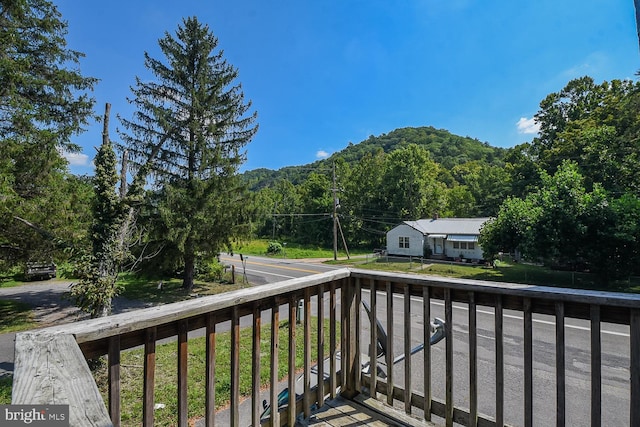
[402, 218, 490, 236]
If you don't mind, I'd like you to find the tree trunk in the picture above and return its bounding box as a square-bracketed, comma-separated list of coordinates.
[182, 239, 195, 290]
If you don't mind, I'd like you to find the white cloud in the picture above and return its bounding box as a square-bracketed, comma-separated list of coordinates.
[316, 150, 330, 159]
[516, 117, 540, 135]
[62, 151, 90, 166]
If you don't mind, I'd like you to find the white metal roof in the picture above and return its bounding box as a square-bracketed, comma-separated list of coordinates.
[403, 218, 490, 236]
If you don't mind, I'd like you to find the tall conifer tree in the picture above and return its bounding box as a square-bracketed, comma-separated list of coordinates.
[119, 17, 257, 289]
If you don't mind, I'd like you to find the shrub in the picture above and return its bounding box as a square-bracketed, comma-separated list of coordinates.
[267, 242, 283, 255]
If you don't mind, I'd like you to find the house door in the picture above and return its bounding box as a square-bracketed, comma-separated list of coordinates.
[433, 238, 443, 255]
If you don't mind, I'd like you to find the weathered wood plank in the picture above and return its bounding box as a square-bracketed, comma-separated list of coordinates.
[12, 332, 112, 427]
[523, 298, 533, 427]
[468, 292, 477, 427]
[386, 281, 394, 406]
[143, 327, 156, 427]
[355, 277, 362, 393]
[341, 276, 358, 399]
[631, 308, 640, 427]
[330, 281, 338, 399]
[108, 335, 120, 427]
[252, 304, 261, 426]
[423, 286, 432, 422]
[205, 315, 216, 427]
[445, 288, 453, 427]
[303, 288, 312, 418]
[590, 305, 601, 427]
[270, 298, 280, 427]
[288, 295, 297, 427]
[495, 295, 504, 427]
[317, 283, 325, 408]
[370, 279, 378, 400]
[556, 301, 565, 427]
[404, 284, 411, 414]
[231, 306, 240, 427]
[349, 268, 640, 309]
[42, 269, 352, 343]
[178, 320, 188, 427]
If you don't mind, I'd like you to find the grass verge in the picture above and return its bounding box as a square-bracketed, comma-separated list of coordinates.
[118, 273, 246, 305]
[0, 300, 38, 334]
[93, 317, 338, 426]
[233, 239, 358, 259]
[0, 376, 12, 404]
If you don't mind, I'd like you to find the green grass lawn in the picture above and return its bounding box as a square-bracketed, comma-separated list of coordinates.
[117, 273, 247, 305]
[0, 376, 12, 404]
[233, 239, 360, 259]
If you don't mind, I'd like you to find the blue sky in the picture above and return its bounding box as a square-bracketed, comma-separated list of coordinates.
[55, 0, 639, 175]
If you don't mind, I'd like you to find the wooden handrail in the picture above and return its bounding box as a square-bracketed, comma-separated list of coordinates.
[12, 267, 640, 427]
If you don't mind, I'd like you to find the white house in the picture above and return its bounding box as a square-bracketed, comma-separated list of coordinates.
[386, 217, 490, 261]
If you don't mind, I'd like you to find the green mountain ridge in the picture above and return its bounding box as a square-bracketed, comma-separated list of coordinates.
[242, 126, 507, 190]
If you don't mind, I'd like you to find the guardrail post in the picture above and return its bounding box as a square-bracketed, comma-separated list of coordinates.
[341, 275, 359, 398]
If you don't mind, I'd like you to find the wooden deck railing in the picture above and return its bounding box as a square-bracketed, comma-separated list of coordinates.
[11, 267, 640, 427]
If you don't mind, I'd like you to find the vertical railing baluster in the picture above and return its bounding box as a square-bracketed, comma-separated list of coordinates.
[303, 288, 312, 418]
[143, 327, 156, 427]
[252, 304, 261, 426]
[108, 335, 121, 427]
[469, 292, 477, 427]
[330, 281, 338, 399]
[631, 308, 640, 427]
[205, 315, 216, 427]
[370, 280, 378, 398]
[341, 276, 358, 398]
[590, 305, 601, 427]
[523, 298, 533, 427]
[288, 295, 297, 427]
[270, 298, 280, 427]
[341, 278, 347, 389]
[445, 288, 453, 427]
[355, 277, 362, 392]
[404, 284, 411, 414]
[178, 320, 188, 427]
[317, 284, 325, 408]
[231, 307, 240, 427]
[495, 295, 504, 427]
[386, 281, 394, 406]
[556, 301, 565, 427]
[423, 286, 432, 422]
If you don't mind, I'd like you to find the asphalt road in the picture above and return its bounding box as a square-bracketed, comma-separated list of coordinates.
[1, 257, 632, 426]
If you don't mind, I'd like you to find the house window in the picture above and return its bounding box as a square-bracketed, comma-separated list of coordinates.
[399, 237, 410, 248]
[453, 241, 459, 249]
[468, 242, 475, 250]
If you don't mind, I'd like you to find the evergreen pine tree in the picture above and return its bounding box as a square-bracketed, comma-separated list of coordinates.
[119, 17, 258, 289]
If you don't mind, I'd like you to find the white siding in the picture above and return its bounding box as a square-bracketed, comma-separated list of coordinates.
[386, 224, 424, 257]
[444, 239, 484, 260]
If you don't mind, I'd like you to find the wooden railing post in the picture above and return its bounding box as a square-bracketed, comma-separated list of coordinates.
[341, 275, 359, 398]
[108, 335, 121, 427]
[143, 327, 157, 427]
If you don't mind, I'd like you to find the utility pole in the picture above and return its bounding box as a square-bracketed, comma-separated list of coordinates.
[332, 162, 338, 261]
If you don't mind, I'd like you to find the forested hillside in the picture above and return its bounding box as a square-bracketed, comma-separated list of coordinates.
[242, 126, 506, 189]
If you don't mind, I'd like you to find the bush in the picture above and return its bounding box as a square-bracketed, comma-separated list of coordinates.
[197, 259, 225, 282]
[266, 242, 283, 255]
